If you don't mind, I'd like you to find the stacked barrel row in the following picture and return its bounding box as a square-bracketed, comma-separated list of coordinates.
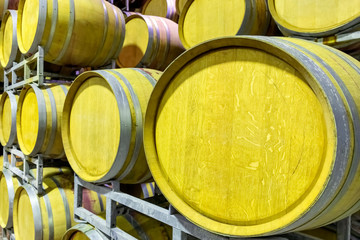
[0, 0, 359, 239]
[0, 0, 177, 239]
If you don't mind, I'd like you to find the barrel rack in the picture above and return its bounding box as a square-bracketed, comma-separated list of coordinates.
[74, 175, 355, 240]
[2, 45, 74, 197]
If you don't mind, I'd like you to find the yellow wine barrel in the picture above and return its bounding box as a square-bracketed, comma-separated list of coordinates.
[13, 174, 105, 240]
[143, 36, 360, 236]
[117, 14, 184, 70]
[175, 0, 186, 14]
[0, 10, 21, 68]
[62, 68, 161, 183]
[16, 84, 69, 158]
[0, 169, 20, 228]
[0, 167, 71, 229]
[16, 0, 125, 67]
[0, 0, 19, 20]
[63, 211, 172, 240]
[268, 0, 360, 37]
[142, 0, 178, 22]
[0, 91, 18, 147]
[178, 0, 271, 49]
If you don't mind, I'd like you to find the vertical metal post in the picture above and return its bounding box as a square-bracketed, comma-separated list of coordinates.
[106, 198, 117, 229]
[37, 46, 44, 86]
[23, 156, 30, 180]
[126, 0, 129, 11]
[36, 155, 43, 194]
[3, 148, 9, 168]
[74, 175, 85, 222]
[337, 216, 351, 240]
[173, 228, 189, 240]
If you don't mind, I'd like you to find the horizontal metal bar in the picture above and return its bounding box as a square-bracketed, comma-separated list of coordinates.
[5, 77, 40, 91]
[76, 178, 287, 240]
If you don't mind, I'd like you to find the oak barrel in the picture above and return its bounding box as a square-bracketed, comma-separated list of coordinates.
[63, 211, 172, 240]
[142, 0, 178, 22]
[13, 174, 104, 240]
[268, 0, 360, 37]
[0, 167, 71, 229]
[143, 36, 360, 236]
[16, 0, 125, 67]
[178, 0, 271, 49]
[62, 68, 161, 183]
[0, 10, 20, 68]
[0, 91, 18, 147]
[0, 0, 18, 20]
[117, 15, 184, 70]
[16, 84, 69, 158]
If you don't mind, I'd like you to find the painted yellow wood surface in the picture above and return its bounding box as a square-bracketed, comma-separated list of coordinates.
[118, 17, 149, 68]
[179, 0, 270, 48]
[175, 0, 187, 14]
[63, 211, 172, 240]
[13, 172, 104, 240]
[117, 15, 184, 70]
[142, 0, 178, 21]
[16, 84, 69, 158]
[0, 170, 20, 228]
[0, 92, 18, 146]
[143, 36, 360, 236]
[17, 0, 125, 67]
[0, 10, 21, 68]
[62, 69, 161, 183]
[268, 0, 360, 36]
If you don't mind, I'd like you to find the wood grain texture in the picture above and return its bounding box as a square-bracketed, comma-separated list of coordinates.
[13, 172, 104, 240]
[16, 84, 69, 158]
[0, 91, 18, 146]
[63, 211, 172, 240]
[268, 0, 360, 37]
[117, 14, 184, 70]
[142, 0, 178, 22]
[178, 0, 271, 49]
[0, 0, 19, 20]
[0, 10, 21, 68]
[62, 68, 161, 183]
[143, 36, 360, 236]
[16, 0, 125, 67]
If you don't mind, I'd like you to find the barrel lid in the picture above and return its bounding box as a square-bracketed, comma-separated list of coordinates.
[178, 0, 247, 48]
[0, 171, 10, 228]
[0, 10, 17, 68]
[0, 91, 17, 146]
[142, 0, 170, 18]
[17, 86, 40, 155]
[117, 15, 150, 68]
[144, 36, 343, 236]
[268, 0, 360, 37]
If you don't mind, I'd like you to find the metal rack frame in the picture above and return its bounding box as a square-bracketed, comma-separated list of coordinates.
[1, 228, 15, 240]
[3, 46, 75, 91]
[2, 146, 68, 195]
[73, 175, 343, 240]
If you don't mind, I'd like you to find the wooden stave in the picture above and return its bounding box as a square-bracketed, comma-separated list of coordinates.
[0, 10, 21, 69]
[117, 14, 184, 70]
[16, 0, 125, 67]
[61, 69, 160, 183]
[267, 0, 360, 37]
[178, 0, 271, 49]
[0, 91, 18, 147]
[16, 84, 69, 158]
[143, 36, 359, 236]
